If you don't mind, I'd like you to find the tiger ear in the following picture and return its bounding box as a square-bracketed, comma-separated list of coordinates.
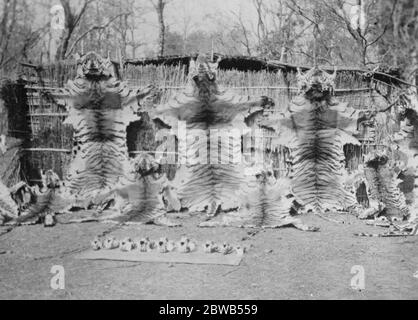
[189, 57, 197, 76]
[73, 53, 81, 61]
[189, 58, 196, 70]
[330, 66, 337, 81]
[40, 169, 46, 186]
[209, 56, 221, 71]
[104, 53, 112, 64]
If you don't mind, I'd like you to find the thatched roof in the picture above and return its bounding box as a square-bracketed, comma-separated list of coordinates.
[125, 54, 409, 87]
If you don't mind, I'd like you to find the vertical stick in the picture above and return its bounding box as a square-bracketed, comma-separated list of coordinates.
[119, 48, 124, 80]
[211, 38, 214, 62]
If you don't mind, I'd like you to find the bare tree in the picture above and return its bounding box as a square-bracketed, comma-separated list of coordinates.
[384, 0, 418, 84]
[0, 0, 18, 67]
[0, 0, 48, 69]
[55, 0, 93, 61]
[320, 0, 398, 66]
[230, 10, 253, 56]
[252, 0, 266, 49]
[150, 0, 171, 57]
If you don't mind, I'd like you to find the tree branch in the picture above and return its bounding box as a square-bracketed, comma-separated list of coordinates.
[65, 12, 130, 58]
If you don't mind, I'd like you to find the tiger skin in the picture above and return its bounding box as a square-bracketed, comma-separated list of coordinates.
[392, 90, 418, 223]
[0, 181, 19, 223]
[199, 166, 318, 231]
[148, 54, 274, 217]
[61, 52, 151, 199]
[87, 154, 181, 225]
[0, 171, 63, 225]
[358, 152, 409, 220]
[10, 52, 175, 225]
[262, 67, 360, 214]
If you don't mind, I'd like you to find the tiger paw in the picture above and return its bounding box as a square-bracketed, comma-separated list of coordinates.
[152, 216, 182, 227]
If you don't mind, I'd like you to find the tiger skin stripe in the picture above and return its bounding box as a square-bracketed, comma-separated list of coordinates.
[90, 175, 168, 223]
[174, 129, 245, 213]
[149, 54, 274, 215]
[266, 67, 360, 213]
[363, 153, 409, 219]
[62, 53, 143, 199]
[0, 181, 19, 219]
[11, 189, 57, 225]
[199, 172, 318, 231]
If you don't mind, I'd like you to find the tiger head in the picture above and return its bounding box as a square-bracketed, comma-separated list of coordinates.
[40, 169, 62, 190]
[297, 66, 337, 99]
[398, 90, 418, 128]
[131, 154, 161, 179]
[188, 54, 221, 100]
[74, 52, 115, 80]
[9, 182, 35, 213]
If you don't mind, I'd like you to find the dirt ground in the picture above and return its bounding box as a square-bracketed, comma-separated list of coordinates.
[0, 213, 417, 300]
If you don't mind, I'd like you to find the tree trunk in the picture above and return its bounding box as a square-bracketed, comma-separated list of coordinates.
[156, 0, 166, 57]
[412, 49, 417, 90]
[55, 29, 71, 62]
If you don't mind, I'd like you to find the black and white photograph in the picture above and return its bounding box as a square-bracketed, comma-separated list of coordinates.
[0, 0, 417, 302]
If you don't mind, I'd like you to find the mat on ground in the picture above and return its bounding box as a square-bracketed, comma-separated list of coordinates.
[75, 249, 244, 266]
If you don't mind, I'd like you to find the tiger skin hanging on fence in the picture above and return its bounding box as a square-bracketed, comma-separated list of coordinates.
[148, 54, 275, 219]
[21, 52, 176, 226]
[261, 66, 361, 215]
[60, 52, 152, 199]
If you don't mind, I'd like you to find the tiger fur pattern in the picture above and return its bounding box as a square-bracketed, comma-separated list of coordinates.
[354, 90, 418, 237]
[60, 52, 152, 199]
[148, 54, 274, 217]
[0, 170, 65, 226]
[0, 180, 19, 223]
[360, 152, 409, 220]
[262, 67, 360, 214]
[199, 167, 318, 231]
[87, 154, 181, 225]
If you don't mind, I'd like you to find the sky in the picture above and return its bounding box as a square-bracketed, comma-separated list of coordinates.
[138, 0, 257, 55]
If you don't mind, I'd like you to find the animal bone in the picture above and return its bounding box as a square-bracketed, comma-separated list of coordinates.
[219, 242, 233, 255]
[91, 237, 102, 250]
[137, 238, 149, 252]
[157, 237, 169, 253]
[120, 238, 135, 252]
[166, 240, 176, 252]
[147, 239, 157, 252]
[203, 241, 218, 253]
[187, 240, 197, 252]
[103, 237, 119, 250]
[177, 236, 190, 253]
[234, 245, 245, 255]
